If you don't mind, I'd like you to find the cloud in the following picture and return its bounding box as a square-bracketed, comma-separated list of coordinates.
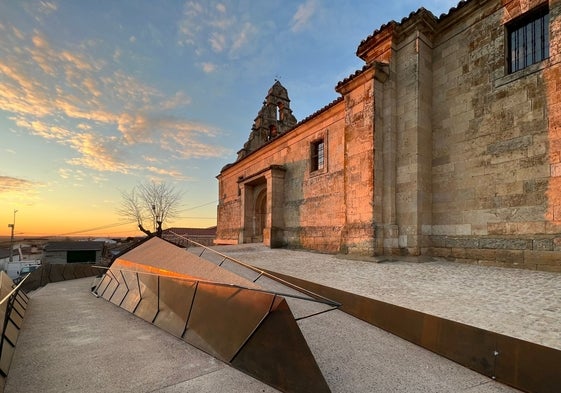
[66, 133, 132, 173]
[38, 1, 58, 14]
[231, 22, 256, 52]
[160, 91, 192, 110]
[0, 14, 225, 181]
[209, 32, 226, 52]
[201, 62, 216, 73]
[291, 0, 318, 32]
[0, 176, 43, 205]
[146, 166, 186, 179]
[116, 112, 226, 159]
[177, 1, 257, 57]
[0, 176, 38, 193]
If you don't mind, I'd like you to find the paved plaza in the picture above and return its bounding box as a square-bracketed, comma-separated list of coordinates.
[8, 244, 560, 392]
[214, 244, 561, 351]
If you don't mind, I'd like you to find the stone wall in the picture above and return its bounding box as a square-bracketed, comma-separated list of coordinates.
[428, 0, 561, 270]
[337, 68, 376, 254]
[217, 0, 561, 270]
[216, 99, 349, 252]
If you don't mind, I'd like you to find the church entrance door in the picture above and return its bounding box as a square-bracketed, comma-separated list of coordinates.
[253, 188, 267, 242]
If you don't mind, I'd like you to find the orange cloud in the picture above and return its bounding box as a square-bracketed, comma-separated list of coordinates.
[0, 176, 36, 193]
[0, 20, 226, 180]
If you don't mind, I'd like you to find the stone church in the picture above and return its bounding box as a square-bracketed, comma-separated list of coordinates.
[216, 0, 561, 271]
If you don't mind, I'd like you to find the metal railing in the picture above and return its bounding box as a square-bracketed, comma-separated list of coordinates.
[0, 272, 29, 389]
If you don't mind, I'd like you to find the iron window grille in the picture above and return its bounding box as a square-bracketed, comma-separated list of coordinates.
[507, 6, 549, 74]
[311, 139, 324, 172]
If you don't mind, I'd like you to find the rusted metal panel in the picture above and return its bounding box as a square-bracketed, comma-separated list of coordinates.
[48, 264, 65, 283]
[495, 335, 561, 393]
[0, 338, 14, 377]
[108, 271, 129, 306]
[0, 275, 11, 298]
[430, 317, 496, 377]
[101, 276, 119, 302]
[133, 273, 159, 323]
[153, 277, 196, 337]
[15, 291, 28, 307]
[11, 301, 25, 323]
[184, 282, 274, 362]
[232, 297, 331, 393]
[3, 321, 19, 347]
[39, 265, 51, 287]
[8, 310, 23, 332]
[62, 265, 76, 281]
[119, 271, 142, 313]
[94, 275, 112, 298]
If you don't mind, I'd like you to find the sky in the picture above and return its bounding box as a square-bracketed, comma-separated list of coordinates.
[0, 0, 460, 238]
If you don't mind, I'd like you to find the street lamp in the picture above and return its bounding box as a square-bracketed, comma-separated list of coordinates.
[8, 210, 17, 263]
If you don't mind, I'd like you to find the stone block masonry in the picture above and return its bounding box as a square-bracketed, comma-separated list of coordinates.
[217, 0, 561, 271]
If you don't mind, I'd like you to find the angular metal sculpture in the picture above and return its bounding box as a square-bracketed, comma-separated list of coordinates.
[94, 237, 332, 393]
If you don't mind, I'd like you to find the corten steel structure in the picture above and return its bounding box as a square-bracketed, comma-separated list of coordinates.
[93, 237, 337, 393]
[216, 0, 561, 271]
[262, 270, 561, 393]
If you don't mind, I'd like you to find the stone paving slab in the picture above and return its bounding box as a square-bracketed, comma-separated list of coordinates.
[210, 244, 561, 351]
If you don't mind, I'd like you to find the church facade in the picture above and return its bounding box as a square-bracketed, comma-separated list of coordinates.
[216, 0, 561, 271]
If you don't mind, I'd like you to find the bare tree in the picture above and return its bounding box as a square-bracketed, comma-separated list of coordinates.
[118, 181, 183, 237]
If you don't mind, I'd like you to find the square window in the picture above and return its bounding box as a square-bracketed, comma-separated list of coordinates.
[311, 139, 324, 172]
[507, 6, 549, 73]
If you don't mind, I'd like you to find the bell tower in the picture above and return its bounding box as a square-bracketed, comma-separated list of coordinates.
[237, 80, 297, 160]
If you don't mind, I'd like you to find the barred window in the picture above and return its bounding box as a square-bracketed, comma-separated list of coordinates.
[311, 139, 324, 172]
[508, 6, 549, 73]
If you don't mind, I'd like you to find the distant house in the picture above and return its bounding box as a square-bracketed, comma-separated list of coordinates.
[0, 248, 20, 271]
[162, 227, 217, 247]
[43, 241, 104, 264]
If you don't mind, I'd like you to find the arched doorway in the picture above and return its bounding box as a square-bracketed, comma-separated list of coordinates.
[253, 188, 267, 242]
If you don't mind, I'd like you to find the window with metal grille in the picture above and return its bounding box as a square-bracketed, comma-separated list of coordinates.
[508, 6, 549, 73]
[311, 139, 324, 172]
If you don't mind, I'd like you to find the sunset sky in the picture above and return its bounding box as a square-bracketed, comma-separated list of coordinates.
[0, 0, 459, 238]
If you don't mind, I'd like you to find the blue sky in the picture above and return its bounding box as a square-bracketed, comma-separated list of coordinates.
[0, 0, 460, 237]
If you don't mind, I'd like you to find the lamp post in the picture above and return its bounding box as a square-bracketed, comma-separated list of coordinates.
[8, 210, 17, 263]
